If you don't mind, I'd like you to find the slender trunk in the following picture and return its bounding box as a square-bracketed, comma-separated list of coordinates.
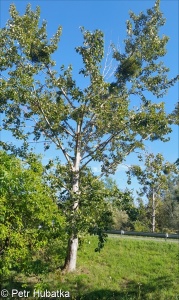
[152, 189, 156, 233]
[63, 235, 78, 272]
[63, 126, 81, 272]
[63, 169, 80, 272]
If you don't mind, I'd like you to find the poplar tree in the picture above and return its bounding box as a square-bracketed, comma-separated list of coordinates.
[0, 0, 178, 271]
[127, 153, 178, 232]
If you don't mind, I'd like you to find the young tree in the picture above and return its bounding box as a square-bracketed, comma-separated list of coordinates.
[0, 1, 178, 271]
[127, 153, 178, 232]
[0, 151, 66, 283]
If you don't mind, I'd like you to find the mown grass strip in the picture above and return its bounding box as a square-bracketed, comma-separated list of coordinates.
[5, 236, 179, 299]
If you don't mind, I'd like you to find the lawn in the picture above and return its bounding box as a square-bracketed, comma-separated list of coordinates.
[3, 235, 179, 299]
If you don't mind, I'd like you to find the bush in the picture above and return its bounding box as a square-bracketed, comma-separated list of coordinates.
[0, 151, 66, 283]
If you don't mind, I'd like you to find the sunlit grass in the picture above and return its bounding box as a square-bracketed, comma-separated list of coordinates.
[4, 236, 179, 299]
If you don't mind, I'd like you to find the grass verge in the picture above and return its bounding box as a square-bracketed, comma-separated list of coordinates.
[3, 236, 179, 299]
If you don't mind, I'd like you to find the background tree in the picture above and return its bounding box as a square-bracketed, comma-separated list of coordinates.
[0, 151, 66, 285]
[132, 197, 151, 232]
[103, 178, 138, 230]
[0, 1, 178, 271]
[157, 173, 179, 232]
[127, 153, 178, 232]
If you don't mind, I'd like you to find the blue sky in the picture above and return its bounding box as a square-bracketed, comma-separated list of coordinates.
[0, 0, 178, 192]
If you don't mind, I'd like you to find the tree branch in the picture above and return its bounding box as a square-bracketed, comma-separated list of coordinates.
[46, 65, 76, 109]
[34, 99, 72, 165]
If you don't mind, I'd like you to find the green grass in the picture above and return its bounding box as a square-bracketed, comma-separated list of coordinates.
[3, 236, 179, 299]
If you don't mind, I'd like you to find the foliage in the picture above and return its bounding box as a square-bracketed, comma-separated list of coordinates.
[1, 1, 178, 174]
[47, 164, 113, 251]
[157, 175, 179, 232]
[111, 209, 129, 230]
[127, 153, 178, 231]
[0, 151, 66, 282]
[132, 198, 151, 232]
[169, 102, 179, 125]
[0, 0, 178, 270]
[103, 178, 138, 230]
[127, 153, 178, 193]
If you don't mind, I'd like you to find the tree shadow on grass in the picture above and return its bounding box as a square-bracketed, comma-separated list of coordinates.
[1, 275, 176, 300]
[0, 276, 35, 300]
[76, 289, 135, 300]
[75, 276, 175, 300]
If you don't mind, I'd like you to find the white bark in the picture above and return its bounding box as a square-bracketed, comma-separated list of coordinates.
[63, 236, 78, 272]
[63, 124, 81, 272]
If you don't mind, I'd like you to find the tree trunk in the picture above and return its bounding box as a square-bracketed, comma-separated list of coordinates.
[152, 189, 156, 233]
[63, 170, 79, 272]
[63, 235, 78, 272]
[63, 128, 81, 272]
[62, 171, 79, 271]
